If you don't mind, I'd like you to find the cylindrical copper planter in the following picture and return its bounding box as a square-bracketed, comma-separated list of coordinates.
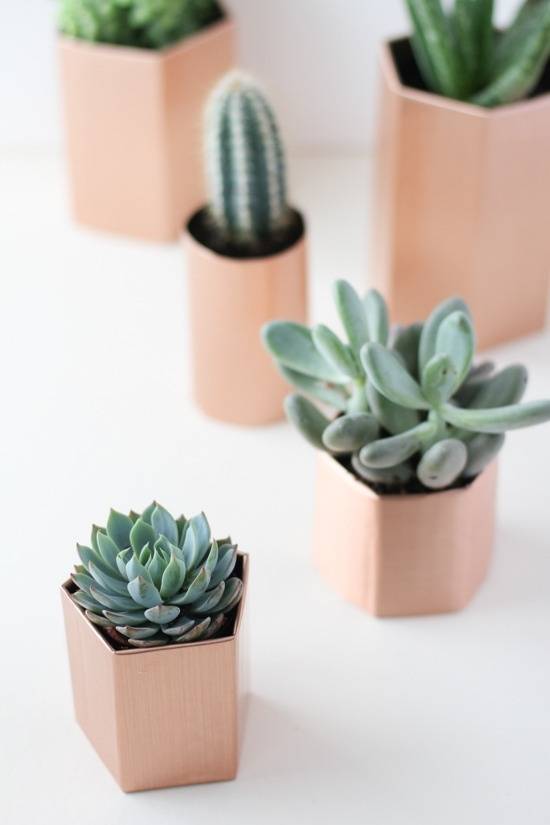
[371, 38, 550, 350]
[59, 20, 235, 241]
[184, 214, 308, 425]
[61, 555, 249, 793]
[313, 453, 498, 617]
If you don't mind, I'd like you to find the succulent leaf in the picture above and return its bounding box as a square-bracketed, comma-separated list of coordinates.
[361, 343, 430, 410]
[312, 325, 361, 379]
[151, 504, 178, 545]
[262, 322, 348, 384]
[443, 399, 550, 433]
[159, 553, 186, 600]
[284, 394, 330, 449]
[143, 605, 181, 625]
[364, 289, 389, 345]
[351, 454, 413, 485]
[333, 279, 370, 353]
[366, 384, 421, 435]
[322, 413, 380, 454]
[434, 310, 475, 393]
[421, 353, 458, 406]
[127, 576, 162, 609]
[392, 323, 423, 378]
[170, 567, 210, 606]
[417, 439, 467, 489]
[88, 561, 130, 596]
[162, 618, 196, 637]
[468, 365, 528, 409]
[174, 618, 212, 644]
[129, 518, 156, 556]
[106, 509, 133, 550]
[277, 364, 350, 411]
[463, 432, 505, 478]
[418, 297, 470, 374]
[359, 420, 437, 469]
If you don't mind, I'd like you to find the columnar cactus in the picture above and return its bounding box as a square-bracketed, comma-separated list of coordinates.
[58, 0, 224, 49]
[262, 281, 550, 491]
[71, 503, 243, 647]
[204, 71, 291, 246]
[404, 0, 550, 107]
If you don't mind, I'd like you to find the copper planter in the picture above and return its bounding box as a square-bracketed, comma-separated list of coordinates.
[371, 39, 550, 350]
[313, 453, 497, 617]
[59, 20, 235, 241]
[61, 555, 248, 792]
[184, 214, 308, 425]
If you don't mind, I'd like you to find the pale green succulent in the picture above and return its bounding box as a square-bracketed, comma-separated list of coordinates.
[262, 281, 550, 492]
[71, 503, 243, 647]
[58, 0, 224, 50]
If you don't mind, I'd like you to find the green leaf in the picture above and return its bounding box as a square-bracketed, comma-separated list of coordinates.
[162, 618, 196, 637]
[116, 625, 159, 639]
[173, 618, 211, 643]
[284, 394, 330, 449]
[418, 297, 470, 374]
[468, 365, 528, 409]
[351, 454, 413, 486]
[361, 343, 429, 410]
[88, 561, 131, 596]
[262, 321, 348, 383]
[312, 325, 361, 379]
[442, 399, 550, 433]
[129, 518, 156, 556]
[88, 585, 140, 612]
[452, 0, 494, 91]
[140, 502, 156, 525]
[102, 609, 147, 627]
[96, 531, 122, 571]
[210, 546, 237, 587]
[71, 590, 105, 612]
[170, 567, 211, 606]
[189, 512, 211, 564]
[144, 604, 181, 625]
[192, 581, 226, 614]
[392, 323, 422, 378]
[359, 420, 437, 469]
[127, 576, 162, 608]
[322, 413, 380, 454]
[116, 548, 132, 580]
[204, 539, 219, 577]
[85, 610, 112, 628]
[435, 311, 475, 393]
[160, 553, 186, 600]
[405, 0, 468, 98]
[366, 384, 420, 435]
[151, 504, 178, 545]
[212, 577, 243, 613]
[125, 550, 152, 583]
[278, 364, 350, 412]
[333, 279, 369, 353]
[106, 509, 133, 550]
[463, 432, 505, 478]
[421, 353, 458, 406]
[146, 549, 166, 589]
[417, 438, 467, 489]
[364, 289, 389, 345]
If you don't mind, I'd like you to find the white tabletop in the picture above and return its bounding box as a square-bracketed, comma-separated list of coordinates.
[2, 149, 550, 825]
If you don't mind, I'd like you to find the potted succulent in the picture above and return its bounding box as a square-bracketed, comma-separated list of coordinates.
[57, 0, 235, 241]
[262, 281, 550, 616]
[61, 502, 248, 792]
[371, 0, 550, 349]
[184, 71, 308, 426]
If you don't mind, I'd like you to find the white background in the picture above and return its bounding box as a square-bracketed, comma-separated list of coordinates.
[2, 2, 550, 824]
[1, 0, 521, 151]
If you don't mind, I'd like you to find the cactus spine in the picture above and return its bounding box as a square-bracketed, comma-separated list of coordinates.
[205, 71, 290, 245]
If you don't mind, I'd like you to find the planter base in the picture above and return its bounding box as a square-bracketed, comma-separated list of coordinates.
[313, 454, 497, 617]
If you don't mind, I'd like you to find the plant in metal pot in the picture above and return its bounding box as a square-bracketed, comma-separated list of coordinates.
[61, 502, 247, 791]
[261, 281, 550, 615]
[184, 71, 307, 425]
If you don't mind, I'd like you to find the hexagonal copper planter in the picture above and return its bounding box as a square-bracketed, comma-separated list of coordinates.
[59, 19, 235, 241]
[371, 38, 550, 350]
[312, 454, 497, 617]
[61, 554, 248, 792]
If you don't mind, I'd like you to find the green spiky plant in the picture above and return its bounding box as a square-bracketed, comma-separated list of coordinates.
[404, 0, 550, 106]
[262, 281, 550, 491]
[70, 503, 243, 647]
[58, 0, 224, 50]
[202, 70, 295, 253]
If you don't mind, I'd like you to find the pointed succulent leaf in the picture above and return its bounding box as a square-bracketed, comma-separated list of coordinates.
[146, 549, 166, 589]
[140, 502, 156, 525]
[144, 604, 181, 625]
[191, 581, 226, 614]
[96, 531, 122, 572]
[262, 321, 348, 383]
[347, 382, 369, 413]
[151, 504, 178, 545]
[162, 618, 196, 637]
[210, 545, 237, 587]
[442, 399, 550, 433]
[139, 545, 152, 565]
[160, 553, 186, 600]
[173, 618, 211, 643]
[106, 509, 133, 550]
[463, 433, 505, 478]
[116, 625, 159, 639]
[392, 322, 423, 378]
[278, 364, 350, 412]
[453, 360, 495, 406]
[127, 637, 167, 648]
[129, 510, 140, 523]
[364, 289, 389, 345]
[88, 585, 140, 612]
[366, 384, 420, 435]
[421, 353, 458, 406]
[468, 365, 528, 409]
[284, 394, 330, 449]
[72, 590, 105, 612]
[322, 413, 380, 454]
[102, 609, 147, 626]
[125, 550, 152, 583]
[88, 561, 130, 596]
[176, 515, 187, 546]
[435, 310, 475, 393]
[351, 454, 413, 485]
[211, 577, 243, 613]
[359, 420, 437, 469]
[129, 518, 156, 556]
[116, 548, 132, 580]
[361, 343, 430, 410]
[201, 613, 226, 640]
[170, 566, 210, 606]
[85, 610, 112, 627]
[333, 279, 369, 353]
[127, 576, 162, 608]
[417, 439, 467, 489]
[181, 525, 199, 569]
[91, 524, 105, 554]
[71, 571, 95, 594]
[190, 512, 212, 565]
[204, 539, 219, 576]
[418, 297, 470, 374]
[312, 324, 361, 379]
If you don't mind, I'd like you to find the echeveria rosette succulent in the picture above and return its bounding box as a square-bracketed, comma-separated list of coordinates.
[71, 503, 243, 648]
[262, 281, 550, 492]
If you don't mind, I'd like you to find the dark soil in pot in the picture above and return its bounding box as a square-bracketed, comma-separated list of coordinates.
[187, 207, 305, 259]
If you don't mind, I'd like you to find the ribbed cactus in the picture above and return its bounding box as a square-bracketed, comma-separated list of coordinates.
[404, 0, 550, 107]
[58, 0, 224, 50]
[204, 71, 291, 246]
[262, 282, 550, 491]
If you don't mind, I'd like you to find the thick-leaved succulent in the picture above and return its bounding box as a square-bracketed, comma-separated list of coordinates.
[71, 503, 243, 647]
[58, 0, 224, 50]
[404, 0, 550, 106]
[262, 281, 550, 492]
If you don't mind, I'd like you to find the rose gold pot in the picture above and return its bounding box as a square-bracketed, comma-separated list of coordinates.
[313, 454, 497, 617]
[184, 215, 308, 425]
[371, 39, 550, 350]
[59, 20, 235, 242]
[61, 554, 248, 792]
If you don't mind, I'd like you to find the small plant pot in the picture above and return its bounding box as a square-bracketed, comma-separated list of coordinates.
[312, 453, 497, 617]
[371, 38, 550, 350]
[59, 19, 235, 242]
[183, 209, 308, 425]
[61, 554, 248, 792]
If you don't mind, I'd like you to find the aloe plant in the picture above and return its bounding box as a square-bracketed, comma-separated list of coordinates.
[404, 0, 550, 106]
[204, 71, 292, 250]
[71, 503, 242, 647]
[58, 0, 224, 49]
[262, 282, 550, 491]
